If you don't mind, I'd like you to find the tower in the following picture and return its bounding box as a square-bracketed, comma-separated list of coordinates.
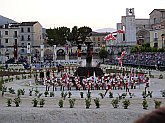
[121, 8, 137, 46]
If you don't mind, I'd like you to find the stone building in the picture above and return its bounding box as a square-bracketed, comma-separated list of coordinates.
[149, 9, 165, 48]
[117, 8, 151, 46]
[0, 21, 44, 63]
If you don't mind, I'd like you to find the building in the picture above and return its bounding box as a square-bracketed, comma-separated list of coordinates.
[117, 8, 165, 49]
[0, 21, 44, 63]
[117, 8, 137, 46]
[90, 31, 109, 47]
[149, 9, 165, 48]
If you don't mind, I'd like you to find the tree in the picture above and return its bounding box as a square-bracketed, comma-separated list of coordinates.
[78, 26, 92, 44]
[46, 27, 70, 46]
[99, 48, 108, 63]
[67, 26, 80, 45]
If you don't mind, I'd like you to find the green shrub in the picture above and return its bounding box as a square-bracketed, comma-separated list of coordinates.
[94, 98, 100, 108]
[58, 99, 64, 108]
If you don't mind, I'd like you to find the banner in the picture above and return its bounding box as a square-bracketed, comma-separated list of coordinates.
[40, 45, 44, 58]
[53, 45, 56, 61]
[27, 44, 31, 54]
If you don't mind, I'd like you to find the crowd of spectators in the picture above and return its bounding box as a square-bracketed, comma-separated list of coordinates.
[106, 52, 165, 69]
[123, 52, 165, 67]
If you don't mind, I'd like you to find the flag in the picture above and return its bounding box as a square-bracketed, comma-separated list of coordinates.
[40, 45, 44, 58]
[117, 29, 125, 33]
[104, 33, 116, 41]
[53, 45, 57, 61]
[93, 71, 96, 83]
[27, 44, 31, 54]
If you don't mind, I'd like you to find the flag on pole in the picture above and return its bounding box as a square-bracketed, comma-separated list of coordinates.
[27, 44, 31, 54]
[93, 71, 96, 83]
[40, 45, 44, 58]
[104, 33, 116, 41]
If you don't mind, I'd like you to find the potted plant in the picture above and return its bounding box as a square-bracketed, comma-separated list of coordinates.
[99, 93, 104, 99]
[109, 92, 113, 98]
[39, 99, 45, 107]
[94, 98, 100, 108]
[59, 99, 64, 108]
[13, 97, 21, 107]
[112, 98, 119, 108]
[32, 98, 38, 107]
[147, 91, 153, 98]
[122, 99, 130, 109]
[118, 93, 122, 100]
[69, 99, 76, 108]
[142, 99, 148, 109]
[68, 91, 72, 98]
[85, 98, 91, 109]
[160, 90, 165, 98]
[38, 93, 43, 98]
[129, 92, 134, 98]
[87, 92, 91, 99]
[121, 93, 127, 99]
[44, 91, 49, 97]
[7, 98, 12, 107]
[21, 89, 25, 95]
[63, 92, 68, 100]
[159, 74, 163, 79]
[154, 100, 161, 109]
[80, 92, 84, 98]
[34, 89, 39, 97]
[17, 89, 22, 97]
[50, 92, 55, 97]
[29, 88, 33, 96]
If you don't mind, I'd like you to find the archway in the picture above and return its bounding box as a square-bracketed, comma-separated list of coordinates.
[57, 49, 65, 60]
[44, 49, 53, 61]
[136, 29, 150, 45]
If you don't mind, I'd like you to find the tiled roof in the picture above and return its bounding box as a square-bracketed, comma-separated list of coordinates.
[20, 21, 38, 26]
[149, 9, 165, 15]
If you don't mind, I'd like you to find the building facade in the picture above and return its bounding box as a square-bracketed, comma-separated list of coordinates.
[149, 9, 165, 48]
[0, 22, 44, 63]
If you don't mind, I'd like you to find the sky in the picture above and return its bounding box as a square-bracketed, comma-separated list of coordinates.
[0, 0, 165, 31]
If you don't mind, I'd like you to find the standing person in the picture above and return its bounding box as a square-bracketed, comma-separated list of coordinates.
[46, 70, 50, 78]
[145, 77, 150, 94]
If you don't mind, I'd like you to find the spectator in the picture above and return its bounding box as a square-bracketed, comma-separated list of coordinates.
[134, 107, 165, 123]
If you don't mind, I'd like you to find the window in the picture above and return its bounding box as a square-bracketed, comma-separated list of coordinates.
[14, 31, 17, 37]
[0, 31, 1, 37]
[15, 39, 17, 44]
[5, 39, 8, 43]
[154, 32, 158, 38]
[21, 28, 24, 32]
[21, 43, 24, 46]
[93, 37, 95, 41]
[21, 49, 24, 53]
[5, 31, 8, 35]
[154, 18, 156, 24]
[27, 27, 30, 32]
[154, 43, 158, 48]
[98, 37, 100, 41]
[21, 35, 24, 41]
[28, 35, 30, 41]
[28, 43, 30, 45]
